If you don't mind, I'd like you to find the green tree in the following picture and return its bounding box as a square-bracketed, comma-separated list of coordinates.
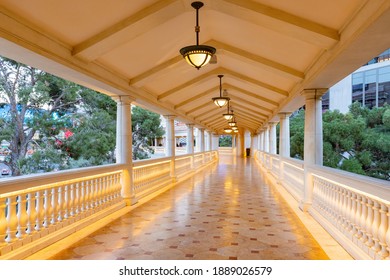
[289, 102, 390, 180]
[0, 56, 78, 175]
[289, 109, 305, 159]
[219, 135, 232, 147]
[131, 106, 164, 160]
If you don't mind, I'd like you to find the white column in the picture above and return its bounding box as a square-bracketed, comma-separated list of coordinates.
[114, 96, 136, 206]
[212, 134, 219, 150]
[264, 126, 270, 153]
[279, 113, 291, 158]
[165, 115, 176, 157]
[278, 112, 291, 183]
[164, 115, 176, 180]
[250, 133, 256, 157]
[269, 123, 277, 154]
[207, 131, 212, 151]
[199, 128, 205, 152]
[301, 89, 327, 211]
[186, 124, 194, 154]
[259, 130, 264, 151]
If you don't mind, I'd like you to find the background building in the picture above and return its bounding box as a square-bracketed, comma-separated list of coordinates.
[324, 49, 390, 112]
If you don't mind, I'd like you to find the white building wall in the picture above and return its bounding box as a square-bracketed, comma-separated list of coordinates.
[329, 75, 352, 114]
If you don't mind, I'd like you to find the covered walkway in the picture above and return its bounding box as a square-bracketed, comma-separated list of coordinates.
[44, 155, 328, 260]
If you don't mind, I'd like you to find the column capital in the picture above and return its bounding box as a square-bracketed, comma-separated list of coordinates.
[198, 127, 205, 132]
[301, 88, 328, 100]
[186, 123, 195, 128]
[164, 115, 176, 120]
[112, 95, 136, 104]
[278, 112, 292, 118]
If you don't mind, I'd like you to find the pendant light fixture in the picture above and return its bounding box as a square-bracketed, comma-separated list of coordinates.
[224, 127, 233, 133]
[223, 100, 234, 120]
[180, 1, 216, 70]
[212, 75, 229, 108]
[228, 116, 237, 127]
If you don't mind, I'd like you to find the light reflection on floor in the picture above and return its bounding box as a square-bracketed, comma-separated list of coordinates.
[50, 155, 329, 260]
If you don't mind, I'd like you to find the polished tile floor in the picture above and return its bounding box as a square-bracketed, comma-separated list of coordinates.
[50, 156, 329, 260]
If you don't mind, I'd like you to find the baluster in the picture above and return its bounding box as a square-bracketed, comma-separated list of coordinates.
[5, 196, 18, 242]
[342, 189, 349, 231]
[44, 189, 53, 228]
[359, 196, 368, 244]
[26, 192, 37, 235]
[16, 194, 28, 239]
[355, 194, 362, 240]
[378, 203, 388, 259]
[372, 200, 381, 256]
[324, 182, 331, 219]
[365, 198, 375, 250]
[0, 197, 8, 245]
[330, 185, 338, 224]
[79, 181, 85, 214]
[69, 183, 75, 218]
[63, 185, 70, 219]
[336, 186, 343, 228]
[57, 187, 63, 222]
[97, 177, 103, 207]
[108, 175, 114, 202]
[89, 179, 94, 209]
[74, 182, 80, 216]
[85, 180, 91, 211]
[51, 187, 58, 225]
[350, 193, 357, 236]
[35, 190, 44, 231]
[42, 190, 49, 228]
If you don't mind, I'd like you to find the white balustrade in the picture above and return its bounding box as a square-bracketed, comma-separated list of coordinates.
[0, 150, 218, 257]
[255, 150, 390, 260]
[311, 169, 390, 260]
[175, 156, 193, 178]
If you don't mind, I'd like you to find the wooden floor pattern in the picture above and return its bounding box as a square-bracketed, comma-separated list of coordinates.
[50, 155, 329, 260]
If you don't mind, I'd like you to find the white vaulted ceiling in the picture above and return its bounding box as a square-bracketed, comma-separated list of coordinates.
[1, 0, 390, 133]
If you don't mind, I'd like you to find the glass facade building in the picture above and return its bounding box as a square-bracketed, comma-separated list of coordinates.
[324, 49, 390, 112]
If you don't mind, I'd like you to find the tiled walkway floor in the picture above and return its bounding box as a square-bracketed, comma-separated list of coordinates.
[50, 156, 328, 260]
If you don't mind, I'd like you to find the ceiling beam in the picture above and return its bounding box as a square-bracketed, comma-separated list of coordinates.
[234, 113, 263, 126]
[230, 94, 273, 113]
[233, 106, 267, 120]
[224, 68, 288, 97]
[157, 68, 221, 101]
[220, 0, 339, 47]
[225, 83, 279, 107]
[185, 101, 215, 115]
[209, 40, 304, 80]
[156, 67, 288, 101]
[130, 56, 183, 86]
[72, 0, 182, 61]
[174, 86, 220, 109]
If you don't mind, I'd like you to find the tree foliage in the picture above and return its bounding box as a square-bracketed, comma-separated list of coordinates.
[290, 102, 390, 180]
[219, 135, 232, 147]
[131, 106, 164, 160]
[0, 55, 118, 175]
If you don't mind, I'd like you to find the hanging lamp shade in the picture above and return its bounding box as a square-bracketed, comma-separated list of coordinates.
[212, 75, 229, 108]
[224, 127, 233, 133]
[179, 2, 216, 70]
[223, 101, 234, 120]
[228, 119, 237, 127]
